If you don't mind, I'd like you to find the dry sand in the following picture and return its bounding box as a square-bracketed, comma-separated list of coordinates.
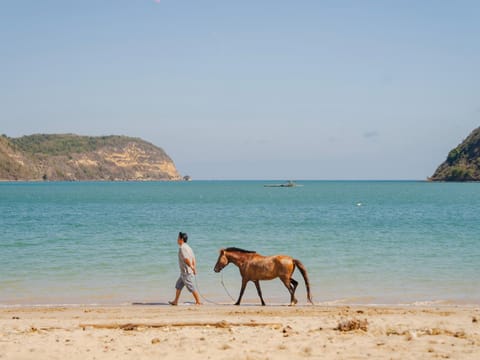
[1, 304, 479, 359]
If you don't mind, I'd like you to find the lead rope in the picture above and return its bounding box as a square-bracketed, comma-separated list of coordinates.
[220, 272, 236, 302]
[194, 275, 220, 304]
[194, 272, 236, 304]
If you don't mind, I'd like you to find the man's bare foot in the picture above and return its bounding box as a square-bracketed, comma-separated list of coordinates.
[168, 301, 177, 306]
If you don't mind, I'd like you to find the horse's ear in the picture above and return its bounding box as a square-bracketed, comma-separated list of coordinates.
[220, 248, 225, 254]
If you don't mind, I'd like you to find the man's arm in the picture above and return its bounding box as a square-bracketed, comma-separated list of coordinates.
[184, 258, 197, 274]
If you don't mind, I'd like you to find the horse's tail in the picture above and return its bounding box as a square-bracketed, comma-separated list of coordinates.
[294, 259, 313, 304]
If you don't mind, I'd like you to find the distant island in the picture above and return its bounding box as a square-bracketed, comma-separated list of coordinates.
[0, 134, 181, 181]
[430, 126, 480, 181]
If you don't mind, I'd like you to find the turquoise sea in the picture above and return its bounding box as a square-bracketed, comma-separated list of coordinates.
[1, 181, 479, 306]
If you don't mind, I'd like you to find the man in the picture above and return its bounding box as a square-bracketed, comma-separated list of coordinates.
[169, 232, 202, 305]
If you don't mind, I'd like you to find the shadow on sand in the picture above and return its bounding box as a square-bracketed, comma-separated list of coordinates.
[132, 302, 170, 306]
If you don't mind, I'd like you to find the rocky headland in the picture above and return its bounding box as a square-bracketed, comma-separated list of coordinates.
[430, 126, 480, 181]
[0, 134, 181, 181]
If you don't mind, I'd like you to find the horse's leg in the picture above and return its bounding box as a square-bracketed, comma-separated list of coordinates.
[290, 278, 298, 304]
[280, 276, 297, 306]
[235, 278, 248, 305]
[254, 280, 266, 306]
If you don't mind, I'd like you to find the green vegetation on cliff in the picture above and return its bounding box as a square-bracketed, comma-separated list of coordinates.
[0, 134, 181, 181]
[430, 127, 480, 181]
[9, 134, 137, 156]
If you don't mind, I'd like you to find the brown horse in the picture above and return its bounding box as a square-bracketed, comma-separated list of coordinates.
[214, 247, 313, 306]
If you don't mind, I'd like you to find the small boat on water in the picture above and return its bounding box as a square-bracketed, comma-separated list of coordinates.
[264, 181, 302, 188]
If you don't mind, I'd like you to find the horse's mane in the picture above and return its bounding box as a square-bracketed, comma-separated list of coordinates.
[225, 247, 256, 254]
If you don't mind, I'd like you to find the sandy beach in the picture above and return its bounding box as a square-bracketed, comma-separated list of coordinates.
[1, 304, 479, 359]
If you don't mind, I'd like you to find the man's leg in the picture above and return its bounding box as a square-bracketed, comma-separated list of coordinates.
[169, 277, 184, 305]
[192, 290, 202, 305]
[169, 288, 182, 305]
[183, 274, 202, 305]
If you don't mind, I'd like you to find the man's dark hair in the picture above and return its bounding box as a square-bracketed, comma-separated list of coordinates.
[178, 232, 188, 242]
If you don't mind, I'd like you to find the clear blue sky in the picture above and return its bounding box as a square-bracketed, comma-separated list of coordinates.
[1, 1, 479, 180]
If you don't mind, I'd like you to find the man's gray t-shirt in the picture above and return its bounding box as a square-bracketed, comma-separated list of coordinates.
[178, 243, 195, 275]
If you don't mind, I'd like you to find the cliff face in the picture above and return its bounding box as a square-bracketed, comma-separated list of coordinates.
[430, 127, 480, 181]
[0, 134, 181, 181]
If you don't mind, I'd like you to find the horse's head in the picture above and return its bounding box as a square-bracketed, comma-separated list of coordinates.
[214, 249, 229, 273]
